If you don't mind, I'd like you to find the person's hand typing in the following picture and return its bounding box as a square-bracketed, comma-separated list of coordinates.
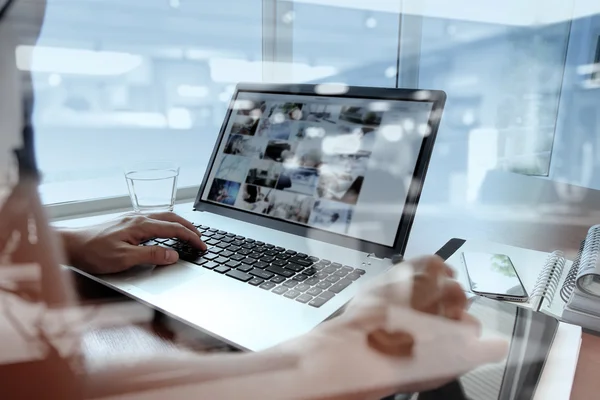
[59, 212, 206, 274]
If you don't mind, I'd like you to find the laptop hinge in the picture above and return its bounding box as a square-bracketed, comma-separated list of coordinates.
[367, 252, 389, 262]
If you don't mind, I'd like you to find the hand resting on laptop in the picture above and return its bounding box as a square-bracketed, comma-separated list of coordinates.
[58, 212, 207, 274]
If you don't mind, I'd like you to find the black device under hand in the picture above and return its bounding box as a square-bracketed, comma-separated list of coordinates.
[417, 380, 470, 400]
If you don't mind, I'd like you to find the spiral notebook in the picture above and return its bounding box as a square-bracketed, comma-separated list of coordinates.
[438, 237, 579, 322]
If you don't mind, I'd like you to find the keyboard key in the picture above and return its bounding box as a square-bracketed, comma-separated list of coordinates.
[306, 287, 323, 296]
[235, 235, 245, 240]
[347, 272, 361, 281]
[356, 269, 366, 275]
[231, 254, 245, 261]
[214, 266, 231, 274]
[217, 230, 227, 235]
[321, 259, 331, 265]
[264, 250, 278, 256]
[221, 237, 234, 243]
[285, 263, 304, 272]
[253, 261, 269, 269]
[296, 294, 313, 304]
[272, 286, 288, 295]
[256, 241, 265, 246]
[240, 257, 254, 265]
[208, 228, 218, 232]
[331, 262, 342, 268]
[259, 282, 276, 290]
[326, 275, 340, 283]
[309, 296, 331, 308]
[283, 280, 299, 288]
[342, 266, 354, 272]
[163, 239, 178, 246]
[232, 240, 245, 246]
[314, 264, 325, 271]
[225, 232, 236, 238]
[303, 267, 317, 276]
[305, 277, 319, 286]
[238, 248, 251, 256]
[315, 272, 328, 279]
[209, 247, 223, 255]
[295, 283, 310, 292]
[271, 276, 286, 284]
[217, 242, 230, 249]
[248, 252, 262, 259]
[206, 239, 219, 246]
[334, 270, 348, 277]
[272, 259, 288, 267]
[284, 290, 300, 299]
[296, 253, 308, 259]
[291, 258, 312, 267]
[329, 278, 352, 294]
[221, 250, 234, 258]
[263, 244, 274, 249]
[274, 246, 285, 252]
[228, 245, 241, 252]
[203, 231, 215, 237]
[213, 234, 224, 240]
[245, 238, 255, 243]
[248, 278, 264, 286]
[242, 243, 255, 250]
[266, 265, 294, 278]
[276, 253, 291, 260]
[293, 274, 309, 282]
[191, 257, 207, 266]
[320, 291, 335, 300]
[316, 281, 332, 290]
[237, 263, 253, 273]
[213, 256, 227, 264]
[226, 270, 252, 282]
[226, 260, 241, 268]
[203, 261, 218, 270]
[285, 250, 297, 255]
[261, 256, 275, 263]
[250, 269, 274, 280]
[323, 266, 337, 274]
[308, 256, 319, 262]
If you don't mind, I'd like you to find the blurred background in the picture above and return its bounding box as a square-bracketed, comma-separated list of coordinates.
[5, 0, 600, 215]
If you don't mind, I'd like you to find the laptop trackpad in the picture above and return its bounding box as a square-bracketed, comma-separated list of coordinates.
[122, 263, 205, 295]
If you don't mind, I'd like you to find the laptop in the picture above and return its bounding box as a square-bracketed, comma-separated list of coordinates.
[85, 83, 446, 351]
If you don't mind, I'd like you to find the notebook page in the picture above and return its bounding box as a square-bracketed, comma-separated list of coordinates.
[444, 239, 561, 312]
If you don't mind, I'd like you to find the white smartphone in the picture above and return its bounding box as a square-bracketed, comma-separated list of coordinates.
[461, 252, 529, 302]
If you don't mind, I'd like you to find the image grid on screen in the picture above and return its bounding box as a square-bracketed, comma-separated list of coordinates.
[203, 93, 433, 245]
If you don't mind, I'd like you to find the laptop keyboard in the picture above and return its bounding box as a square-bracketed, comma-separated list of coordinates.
[141, 224, 365, 308]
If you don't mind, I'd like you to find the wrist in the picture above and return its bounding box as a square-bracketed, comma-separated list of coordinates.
[56, 228, 86, 268]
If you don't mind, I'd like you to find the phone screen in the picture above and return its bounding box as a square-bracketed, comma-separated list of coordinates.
[462, 252, 528, 299]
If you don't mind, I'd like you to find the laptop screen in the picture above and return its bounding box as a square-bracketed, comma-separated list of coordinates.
[201, 90, 434, 247]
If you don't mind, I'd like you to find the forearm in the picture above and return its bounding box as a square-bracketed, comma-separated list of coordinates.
[85, 324, 397, 400]
[86, 341, 304, 399]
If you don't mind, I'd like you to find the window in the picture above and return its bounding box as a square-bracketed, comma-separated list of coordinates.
[26, 0, 263, 204]
[23, 0, 600, 207]
[290, 1, 401, 87]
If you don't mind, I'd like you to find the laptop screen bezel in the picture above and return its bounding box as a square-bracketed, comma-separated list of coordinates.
[193, 83, 446, 259]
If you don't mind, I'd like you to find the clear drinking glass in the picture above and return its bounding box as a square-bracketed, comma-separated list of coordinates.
[125, 161, 180, 213]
